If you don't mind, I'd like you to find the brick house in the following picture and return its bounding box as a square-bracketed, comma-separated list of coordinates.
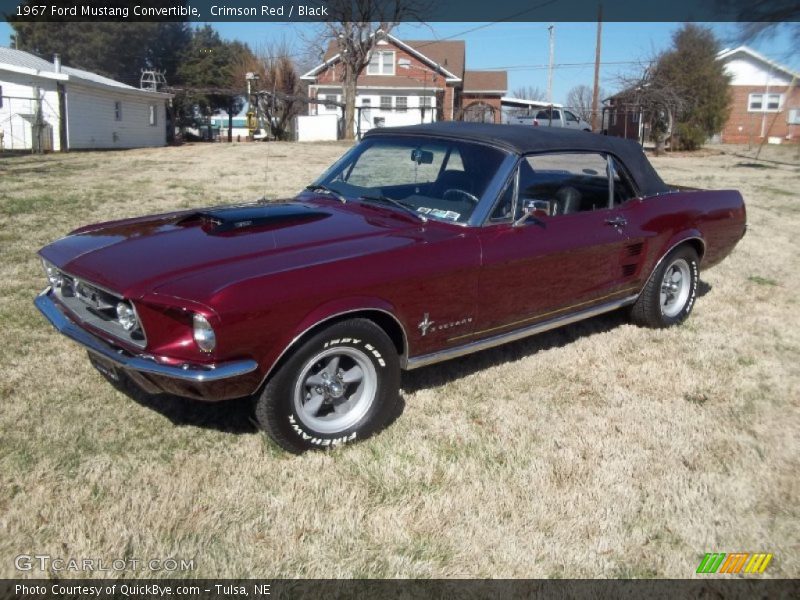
[601, 89, 648, 143]
[301, 32, 507, 136]
[717, 46, 799, 144]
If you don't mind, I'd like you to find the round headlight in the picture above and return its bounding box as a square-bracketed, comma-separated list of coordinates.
[193, 313, 216, 353]
[42, 259, 62, 288]
[116, 302, 138, 331]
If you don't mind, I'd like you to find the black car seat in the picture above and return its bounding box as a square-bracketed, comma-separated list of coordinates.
[435, 170, 474, 199]
[554, 186, 582, 215]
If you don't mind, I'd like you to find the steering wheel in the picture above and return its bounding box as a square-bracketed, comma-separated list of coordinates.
[443, 188, 480, 205]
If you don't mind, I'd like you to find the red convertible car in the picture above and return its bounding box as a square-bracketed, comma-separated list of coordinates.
[35, 123, 746, 453]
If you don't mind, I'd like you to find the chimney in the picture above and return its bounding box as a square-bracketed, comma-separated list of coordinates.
[53, 54, 61, 73]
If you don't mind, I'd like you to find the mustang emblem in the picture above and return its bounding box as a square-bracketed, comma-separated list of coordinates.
[418, 314, 473, 336]
[418, 313, 434, 336]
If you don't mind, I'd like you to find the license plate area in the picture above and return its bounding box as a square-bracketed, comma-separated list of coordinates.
[88, 353, 121, 382]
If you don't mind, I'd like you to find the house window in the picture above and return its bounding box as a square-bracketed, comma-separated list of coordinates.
[380, 96, 392, 110]
[395, 96, 407, 113]
[610, 111, 617, 126]
[0, 86, 3, 108]
[419, 96, 432, 108]
[322, 94, 337, 109]
[367, 51, 395, 75]
[749, 93, 783, 112]
[114, 101, 122, 121]
[148, 104, 157, 126]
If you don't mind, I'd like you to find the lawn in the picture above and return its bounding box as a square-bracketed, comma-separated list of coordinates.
[0, 141, 797, 578]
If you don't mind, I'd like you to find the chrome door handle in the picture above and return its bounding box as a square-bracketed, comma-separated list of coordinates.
[605, 216, 627, 227]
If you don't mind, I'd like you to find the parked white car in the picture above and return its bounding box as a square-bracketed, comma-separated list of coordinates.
[509, 108, 592, 131]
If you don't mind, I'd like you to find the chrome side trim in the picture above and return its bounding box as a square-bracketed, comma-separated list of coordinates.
[405, 294, 638, 370]
[35, 289, 258, 383]
[637, 236, 706, 297]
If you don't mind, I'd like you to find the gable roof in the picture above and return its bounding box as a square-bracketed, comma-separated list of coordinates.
[0, 47, 171, 98]
[302, 33, 464, 82]
[717, 46, 799, 80]
[463, 70, 508, 93]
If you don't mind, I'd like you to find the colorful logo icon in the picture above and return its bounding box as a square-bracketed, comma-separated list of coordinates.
[696, 553, 773, 574]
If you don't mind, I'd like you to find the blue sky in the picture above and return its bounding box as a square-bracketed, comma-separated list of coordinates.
[2, 21, 797, 104]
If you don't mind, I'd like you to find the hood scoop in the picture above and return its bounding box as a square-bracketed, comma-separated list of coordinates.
[179, 203, 330, 235]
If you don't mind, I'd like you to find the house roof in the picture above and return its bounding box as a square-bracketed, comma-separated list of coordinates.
[463, 70, 508, 93]
[717, 45, 799, 80]
[364, 122, 670, 196]
[0, 47, 172, 98]
[304, 33, 464, 82]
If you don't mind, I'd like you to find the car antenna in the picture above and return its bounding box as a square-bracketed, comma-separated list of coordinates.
[262, 132, 270, 201]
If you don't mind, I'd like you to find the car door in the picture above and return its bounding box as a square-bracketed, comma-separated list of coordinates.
[469, 152, 642, 340]
[564, 110, 581, 129]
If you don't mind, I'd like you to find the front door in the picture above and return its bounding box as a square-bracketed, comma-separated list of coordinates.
[468, 152, 641, 341]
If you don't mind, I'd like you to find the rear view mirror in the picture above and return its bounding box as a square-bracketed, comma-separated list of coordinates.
[411, 148, 434, 164]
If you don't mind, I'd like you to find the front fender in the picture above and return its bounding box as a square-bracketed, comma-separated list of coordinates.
[256, 295, 407, 388]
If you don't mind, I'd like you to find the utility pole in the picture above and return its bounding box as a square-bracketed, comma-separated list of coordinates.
[591, 4, 603, 132]
[547, 25, 555, 105]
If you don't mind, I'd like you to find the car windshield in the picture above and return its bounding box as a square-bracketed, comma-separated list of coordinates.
[313, 136, 508, 224]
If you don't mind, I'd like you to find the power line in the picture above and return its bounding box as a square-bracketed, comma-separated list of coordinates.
[472, 60, 644, 72]
[413, 0, 562, 49]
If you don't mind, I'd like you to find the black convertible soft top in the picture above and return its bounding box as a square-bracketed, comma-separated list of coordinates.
[364, 122, 670, 197]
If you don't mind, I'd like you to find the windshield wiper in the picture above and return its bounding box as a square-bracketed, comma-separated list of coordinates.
[358, 194, 428, 223]
[305, 184, 347, 203]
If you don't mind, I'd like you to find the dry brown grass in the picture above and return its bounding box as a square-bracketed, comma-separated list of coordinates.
[0, 140, 798, 579]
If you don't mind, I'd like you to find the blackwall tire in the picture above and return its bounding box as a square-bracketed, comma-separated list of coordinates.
[630, 245, 699, 328]
[254, 318, 401, 454]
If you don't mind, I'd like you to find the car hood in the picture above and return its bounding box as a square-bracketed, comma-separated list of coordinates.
[39, 199, 422, 300]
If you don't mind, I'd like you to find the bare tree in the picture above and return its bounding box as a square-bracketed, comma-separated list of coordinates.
[258, 43, 304, 140]
[229, 40, 305, 140]
[305, 0, 427, 140]
[566, 84, 604, 121]
[511, 86, 546, 101]
[734, 2, 800, 56]
[614, 61, 685, 155]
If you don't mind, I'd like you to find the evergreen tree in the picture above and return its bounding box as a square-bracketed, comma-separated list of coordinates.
[9, 21, 191, 87]
[652, 24, 732, 150]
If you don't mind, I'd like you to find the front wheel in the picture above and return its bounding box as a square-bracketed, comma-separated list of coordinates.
[254, 318, 401, 454]
[630, 245, 699, 328]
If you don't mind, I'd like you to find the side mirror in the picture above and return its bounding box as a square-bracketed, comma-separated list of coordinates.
[513, 199, 551, 227]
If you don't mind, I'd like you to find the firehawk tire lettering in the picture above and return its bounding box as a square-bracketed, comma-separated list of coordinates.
[630, 245, 699, 329]
[255, 318, 400, 453]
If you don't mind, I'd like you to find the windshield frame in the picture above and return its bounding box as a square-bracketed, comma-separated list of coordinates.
[310, 134, 517, 227]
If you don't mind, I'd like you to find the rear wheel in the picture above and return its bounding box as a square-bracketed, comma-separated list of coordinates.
[254, 318, 401, 454]
[630, 245, 699, 328]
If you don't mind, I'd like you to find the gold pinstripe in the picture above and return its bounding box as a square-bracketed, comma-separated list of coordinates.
[448, 287, 640, 342]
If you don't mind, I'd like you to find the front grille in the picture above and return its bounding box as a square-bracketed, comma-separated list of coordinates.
[48, 268, 147, 349]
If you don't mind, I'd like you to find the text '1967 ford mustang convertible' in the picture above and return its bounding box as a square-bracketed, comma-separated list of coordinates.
[35, 123, 746, 453]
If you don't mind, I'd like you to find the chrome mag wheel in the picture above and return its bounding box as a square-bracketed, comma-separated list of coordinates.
[660, 258, 691, 318]
[292, 347, 377, 434]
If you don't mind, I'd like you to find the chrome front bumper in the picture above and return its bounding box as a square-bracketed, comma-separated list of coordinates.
[34, 289, 259, 384]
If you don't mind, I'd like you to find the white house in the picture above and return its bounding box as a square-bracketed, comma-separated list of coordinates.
[717, 46, 799, 144]
[0, 47, 172, 151]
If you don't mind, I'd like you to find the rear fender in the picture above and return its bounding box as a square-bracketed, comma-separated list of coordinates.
[639, 231, 705, 295]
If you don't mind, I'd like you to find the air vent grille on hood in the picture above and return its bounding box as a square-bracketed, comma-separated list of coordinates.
[179, 203, 329, 234]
